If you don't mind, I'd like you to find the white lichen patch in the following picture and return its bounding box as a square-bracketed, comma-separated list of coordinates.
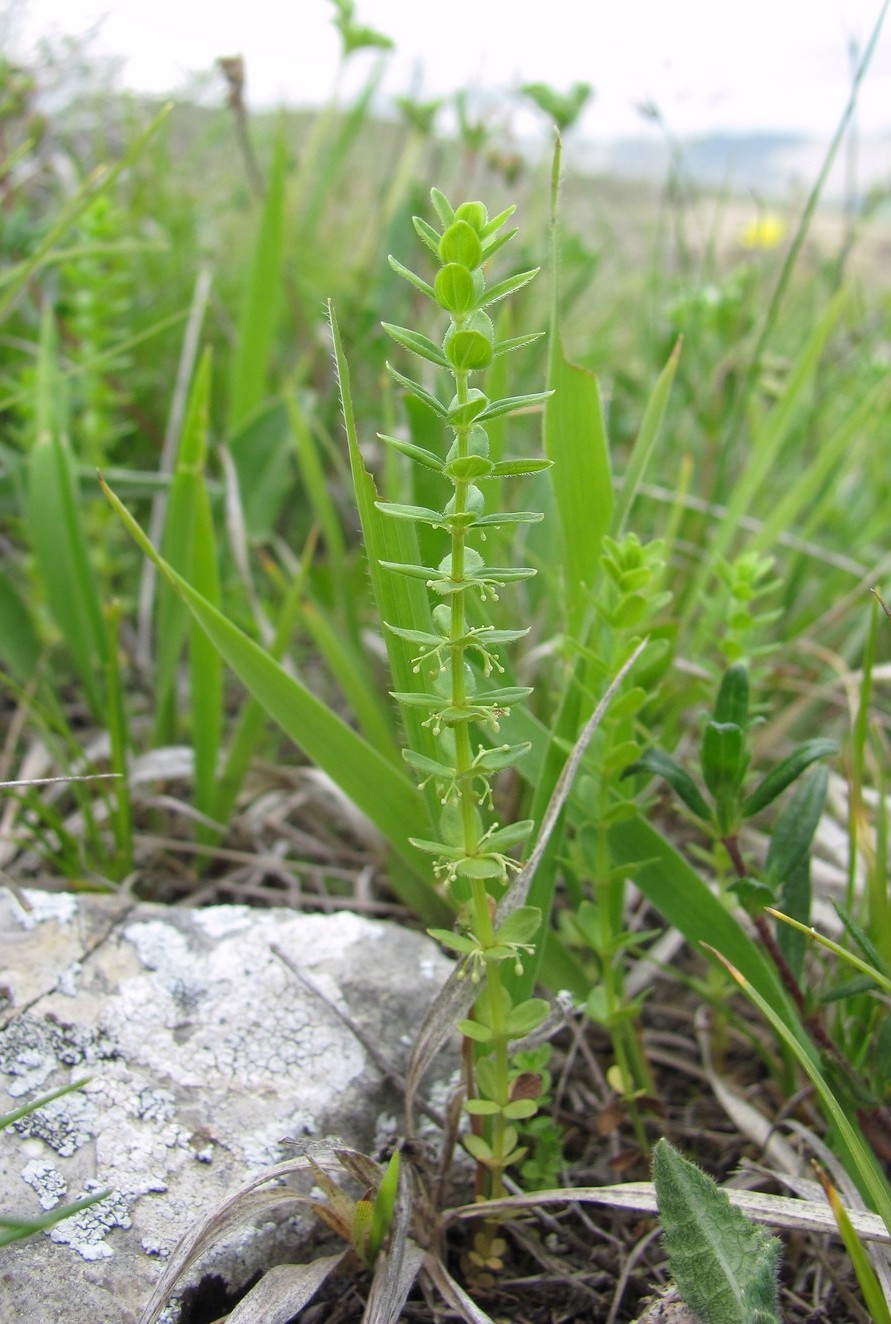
[21, 1157, 66, 1210]
[48, 1182, 132, 1261]
[0, 1013, 118, 1097]
[0, 893, 455, 1320]
[191, 906, 252, 939]
[12, 1088, 96, 1156]
[56, 962, 83, 997]
[13, 891, 78, 931]
[124, 920, 195, 977]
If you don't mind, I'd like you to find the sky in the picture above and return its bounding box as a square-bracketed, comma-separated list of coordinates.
[9, 0, 891, 143]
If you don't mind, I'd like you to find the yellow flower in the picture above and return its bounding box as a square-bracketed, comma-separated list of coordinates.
[740, 214, 787, 250]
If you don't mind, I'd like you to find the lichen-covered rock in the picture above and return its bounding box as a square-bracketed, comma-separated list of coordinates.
[0, 889, 453, 1322]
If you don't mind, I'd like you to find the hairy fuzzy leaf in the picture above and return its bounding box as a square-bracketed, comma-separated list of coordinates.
[653, 1138, 781, 1324]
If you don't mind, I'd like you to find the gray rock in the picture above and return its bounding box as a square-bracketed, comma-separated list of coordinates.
[0, 889, 454, 1322]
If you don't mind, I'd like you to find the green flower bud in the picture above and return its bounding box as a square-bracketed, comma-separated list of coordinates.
[447, 388, 489, 427]
[443, 311, 495, 372]
[434, 262, 480, 315]
[439, 219, 483, 268]
[443, 327, 494, 372]
[432, 603, 451, 634]
[454, 200, 488, 233]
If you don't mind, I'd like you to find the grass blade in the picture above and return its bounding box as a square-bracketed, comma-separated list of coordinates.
[228, 123, 286, 433]
[707, 944, 891, 1230]
[611, 338, 681, 537]
[328, 301, 440, 784]
[100, 476, 448, 923]
[27, 310, 108, 715]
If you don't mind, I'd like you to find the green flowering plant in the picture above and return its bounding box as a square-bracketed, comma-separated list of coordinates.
[380, 189, 553, 1260]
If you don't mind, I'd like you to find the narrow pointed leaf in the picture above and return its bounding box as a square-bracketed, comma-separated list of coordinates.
[481, 268, 539, 307]
[742, 738, 838, 818]
[381, 322, 450, 368]
[101, 477, 449, 924]
[378, 432, 444, 471]
[611, 338, 681, 536]
[623, 747, 711, 820]
[388, 255, 435, 300]
[545, 333, 612, 638]
[28, 312, 107, 715]
[479, 390, 552, 421]
[385, 363, 446, 416]
[228, 125, 286, 431]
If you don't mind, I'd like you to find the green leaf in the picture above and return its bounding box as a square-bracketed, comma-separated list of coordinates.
[701, 722, 746, 806]
[0, 571, 40, 681]
[818, 1167, 891, 1324]
[464, 1098, 501, 1116]
[478, 390, 552, 421]
[742, 738, 838, 818]
[28, 311, 107, 716]
[330, 303, 443, 811]
[491, 457, 553, 478]
[184, 357, 222, 832]
[622, 748, 711, 821]
[381, 323, 449, 368]
[544, 335, 612, 638]
[463, 1132, 493, 1163]
[481, 268, 540, 307]
[386, 363, 446, 417]
[388, 255, 435, 301]
[763, 765, 827, 970]
[100, 477, 449, 925]
[521, 80, 593, 132]
[609, 815, 800, 1030]
[227, 400, 293, 540]
[714, 663, 750, 728]
[611, 338, 680, 537]
[653, 1138, 781, 1324]
[707, 946, 891, 1237]
[368, 1149, 400, 1265]
[505, 997, 549, 1036]
[503, 1098, 539, 1120]
[429, 188, 454, 227]
[494, 331, 546, 357]
[375, 501, 446, 526]
[228, 125, 286, 431]
[483, 819, 535, 850]
[457, 1019, 494, 1044]
[378, 433, 444, 472]
[495, 906, 542, 946]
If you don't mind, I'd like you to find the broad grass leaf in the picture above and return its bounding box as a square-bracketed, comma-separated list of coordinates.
[102, 478, 448, 924]
[544, 336, 612, 638]
[328, 302, 441, 793]
[28, 311, 107, 715]
[228, 125, 286, 433]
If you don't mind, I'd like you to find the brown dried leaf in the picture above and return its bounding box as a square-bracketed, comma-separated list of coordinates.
[224, 1253, 349, 1324]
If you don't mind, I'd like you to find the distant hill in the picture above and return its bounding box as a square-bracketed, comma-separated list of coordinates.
[568, 130, 891, 203]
